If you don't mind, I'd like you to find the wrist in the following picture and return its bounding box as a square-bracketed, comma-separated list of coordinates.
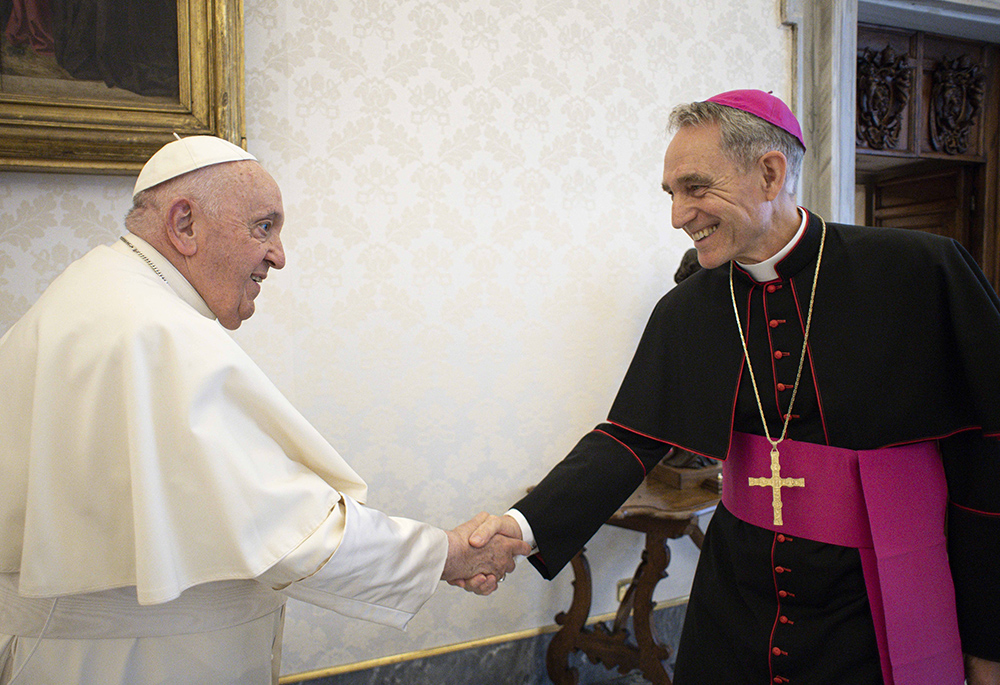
[441, 529, 461, 580]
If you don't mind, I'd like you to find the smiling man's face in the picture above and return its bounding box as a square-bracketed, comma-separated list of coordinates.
[186, 162, 286, 329]
[661, 123, 774, 270]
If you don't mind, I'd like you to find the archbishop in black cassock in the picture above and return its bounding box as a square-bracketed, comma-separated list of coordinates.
[490, 90, 1000, 685]
[514, 211, 1000, 683]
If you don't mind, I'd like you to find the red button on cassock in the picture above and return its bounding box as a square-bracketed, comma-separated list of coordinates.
[779, 615, 790, 623]
[778, 590, 788, 598]
[772, 647, 782, 656]
[775, 566, 785, 573]
[774, 351, 783, 359]
[777, 534, 786, 542]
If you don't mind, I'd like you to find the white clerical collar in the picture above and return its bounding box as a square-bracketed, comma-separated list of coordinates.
[114, 233, 217, 321]
[737, 208, 808, 282]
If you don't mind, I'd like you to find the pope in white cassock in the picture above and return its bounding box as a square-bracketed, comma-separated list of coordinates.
[0, 136, 527, 685]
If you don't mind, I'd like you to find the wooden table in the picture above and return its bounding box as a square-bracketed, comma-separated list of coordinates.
[545, 477, 719, 685]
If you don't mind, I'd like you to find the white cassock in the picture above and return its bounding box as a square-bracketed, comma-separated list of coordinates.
[0, 235, 449, 684]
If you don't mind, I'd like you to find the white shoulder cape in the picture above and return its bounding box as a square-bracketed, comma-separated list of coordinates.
[0, 239, 369, 605]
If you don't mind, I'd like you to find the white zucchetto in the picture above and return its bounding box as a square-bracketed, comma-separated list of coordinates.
[133, 135, 256, 197]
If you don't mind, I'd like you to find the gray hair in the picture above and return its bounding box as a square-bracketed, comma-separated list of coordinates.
[667, 101, 804, 194]
[124, 162, 247, 233]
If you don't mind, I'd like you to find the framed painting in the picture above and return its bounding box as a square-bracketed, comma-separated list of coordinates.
[0, 0, 245, 174]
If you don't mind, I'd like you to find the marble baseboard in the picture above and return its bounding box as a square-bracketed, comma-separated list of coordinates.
[283, 601, 686, 685]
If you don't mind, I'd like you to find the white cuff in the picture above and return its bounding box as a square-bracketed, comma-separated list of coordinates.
[504, 508, 537, 553]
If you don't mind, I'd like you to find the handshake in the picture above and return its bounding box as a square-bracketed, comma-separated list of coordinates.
[440, 513, 530, 596]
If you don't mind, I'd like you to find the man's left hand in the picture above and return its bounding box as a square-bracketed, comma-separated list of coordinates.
[966, 654, 1000, 685]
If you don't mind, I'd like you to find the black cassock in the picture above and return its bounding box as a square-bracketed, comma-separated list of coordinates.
[514, 210, 1000, 684]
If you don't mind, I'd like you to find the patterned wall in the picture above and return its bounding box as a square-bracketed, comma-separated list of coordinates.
[0, 0, 792, 677]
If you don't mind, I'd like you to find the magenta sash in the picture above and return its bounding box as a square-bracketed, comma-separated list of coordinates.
[722, 431, 965, 685]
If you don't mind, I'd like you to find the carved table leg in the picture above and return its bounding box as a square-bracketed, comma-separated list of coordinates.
[546, 548, 592, 685]
[631, 528, 672, 685]
[686, 517, 705, 550]
[547, 514, 704, 685]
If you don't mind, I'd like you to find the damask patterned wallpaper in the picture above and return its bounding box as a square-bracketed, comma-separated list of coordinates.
[0, 0, 792, 677]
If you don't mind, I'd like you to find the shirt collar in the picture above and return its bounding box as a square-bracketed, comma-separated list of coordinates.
[115, 233, 217, 321]
[736, 208, 808, 283]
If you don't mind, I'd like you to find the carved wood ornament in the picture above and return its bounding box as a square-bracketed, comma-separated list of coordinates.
[856, 45, 912, 150]
[930, 55, 986, 155]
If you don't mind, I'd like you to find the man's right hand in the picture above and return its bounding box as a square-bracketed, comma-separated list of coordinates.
[441, 512, 528, 595]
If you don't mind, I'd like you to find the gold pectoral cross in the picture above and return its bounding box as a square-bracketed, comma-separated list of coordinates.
[748, 446, 805, 526]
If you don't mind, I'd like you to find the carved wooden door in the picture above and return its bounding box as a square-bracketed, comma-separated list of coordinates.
[856, 24, 999, 292]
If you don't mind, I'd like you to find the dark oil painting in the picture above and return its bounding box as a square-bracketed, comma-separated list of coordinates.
[1, 0, 179, 105]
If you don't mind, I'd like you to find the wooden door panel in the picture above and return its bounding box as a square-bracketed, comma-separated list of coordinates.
[870, 166, 970, 246]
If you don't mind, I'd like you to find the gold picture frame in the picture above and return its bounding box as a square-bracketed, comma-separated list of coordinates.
[0, 0, 245, 174]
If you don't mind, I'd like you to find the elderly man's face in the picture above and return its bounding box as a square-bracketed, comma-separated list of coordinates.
[661, 124, 772, 270]
[191, 162, 286, 329]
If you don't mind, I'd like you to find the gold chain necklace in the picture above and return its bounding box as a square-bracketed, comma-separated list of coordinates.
[729, 215, 826, 525]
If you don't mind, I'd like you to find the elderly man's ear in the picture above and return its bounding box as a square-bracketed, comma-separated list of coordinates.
[166, 199, 198, 257]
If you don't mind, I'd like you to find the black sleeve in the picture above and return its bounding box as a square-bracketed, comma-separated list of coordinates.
[512, 423, 673, 579]
[941, 431, 1000, 661]
[938, 240, 1000, 660]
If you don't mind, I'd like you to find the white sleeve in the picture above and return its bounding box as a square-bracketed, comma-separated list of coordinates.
[505, 508, 537, 552]
[258, 495, 448, 630]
